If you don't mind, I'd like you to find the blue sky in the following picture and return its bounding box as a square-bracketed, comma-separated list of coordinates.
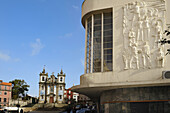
[0, 0, 85, 97]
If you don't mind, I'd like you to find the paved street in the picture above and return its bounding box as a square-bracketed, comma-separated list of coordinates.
[29, 111, 66, 113]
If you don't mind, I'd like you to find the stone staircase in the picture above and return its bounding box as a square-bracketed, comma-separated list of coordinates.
[22, 103, 68, 112]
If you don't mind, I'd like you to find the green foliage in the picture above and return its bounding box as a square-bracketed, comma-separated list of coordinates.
[9, 79, 30, 100]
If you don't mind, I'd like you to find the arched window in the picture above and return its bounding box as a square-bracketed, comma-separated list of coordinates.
[60, 86, 62, 90]
[59, 95, 62, 99]
[60, 77, 63, 82]
[42, 77, 45, 81]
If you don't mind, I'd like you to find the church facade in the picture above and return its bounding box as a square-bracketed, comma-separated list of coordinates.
[38, 68, 66, 104]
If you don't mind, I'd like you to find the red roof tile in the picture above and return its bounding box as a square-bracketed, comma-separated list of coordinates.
[0, 82, 12, 86]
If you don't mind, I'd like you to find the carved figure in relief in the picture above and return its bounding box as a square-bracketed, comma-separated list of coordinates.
[157, 48, 165, 67]
[129, 28, 136, 39]
[154, 21, 163, 48]
[144, 17, 150, 41]
[129, 29, 137, 47]
[137, 20, 144, 41]
[150, 9, 159, 26]
[134, 2, 140, 16]
[142, 42, 152, 68]
[129, 29, 139, 69]
[154, 9, 159, 17]
[132, 2, 141, 23]
[148, 8, 154, 17]
[156, 21, 162, 34]
[123, 16, 128, 34]
[130, 44, 139, 69]
[123, 51, 129, 70]
[122, 1, 166, 70]
[140, 2, 148, 19]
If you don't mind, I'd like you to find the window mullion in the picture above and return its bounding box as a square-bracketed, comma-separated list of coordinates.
[101, 13, 104, 72]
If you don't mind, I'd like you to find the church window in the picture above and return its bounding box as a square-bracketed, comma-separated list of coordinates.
[60, 77, 63, 82]
[42, 86, 44, 90]
[59, 95, 62, 99]
[60, 86, 62, 90]
[42, 77, 45, 81]
[50, 86, 54, 92]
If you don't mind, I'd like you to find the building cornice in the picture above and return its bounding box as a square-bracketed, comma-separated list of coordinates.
[39, 82, 65, 85]
[0, 89, 11, 92]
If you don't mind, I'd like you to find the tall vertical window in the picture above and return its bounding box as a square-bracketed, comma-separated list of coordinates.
[50, 86, 54, 93]
[42, 77, 45, 81]
[59, 95, 62, 99]
[4, 98, 6, 103]
[5, 86, 7, 90]
[60, 77, 63, 82]
[85, 11, 113, 73]
[60, 86, 62, 90]
[103, 12, 113, 72]
[86, 17, 92, 73]
[93, 14, 102, 72]
[42, 86, 44, 90]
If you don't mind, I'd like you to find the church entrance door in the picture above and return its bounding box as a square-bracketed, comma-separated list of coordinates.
[50, 97, 54, 103]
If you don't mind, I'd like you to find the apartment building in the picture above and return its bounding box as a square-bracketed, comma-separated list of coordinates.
[0, 80, 12, 108]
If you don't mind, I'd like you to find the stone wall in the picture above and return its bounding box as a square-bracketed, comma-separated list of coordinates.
[100, 86, 170, 113]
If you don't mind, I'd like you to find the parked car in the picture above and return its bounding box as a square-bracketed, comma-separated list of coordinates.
[75, 105, 81, 111]
[76, 108, 91, 113]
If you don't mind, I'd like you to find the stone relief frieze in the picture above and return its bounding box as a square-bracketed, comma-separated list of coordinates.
[122, 0, 166, 70]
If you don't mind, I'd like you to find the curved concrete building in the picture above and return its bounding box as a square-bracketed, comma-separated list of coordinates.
[72, 0, 170, 112]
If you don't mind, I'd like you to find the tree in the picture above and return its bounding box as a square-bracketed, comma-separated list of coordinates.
[158, 26, 170, 55]
[9, 79, 30, 100]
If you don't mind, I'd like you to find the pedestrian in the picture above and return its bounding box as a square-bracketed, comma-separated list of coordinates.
[20, 109, 23, 113]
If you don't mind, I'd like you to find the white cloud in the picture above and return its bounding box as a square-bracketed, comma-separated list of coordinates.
[30, 38, 44, 56]
[58, 33, 73, 38]
[0, 52, 11, 61]
[65, 33, 73, 37]
[72, 5, 79, 10]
